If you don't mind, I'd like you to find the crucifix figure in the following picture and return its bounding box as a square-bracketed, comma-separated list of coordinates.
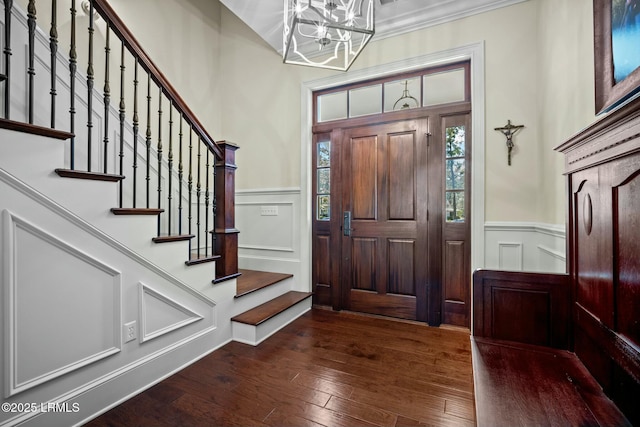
[494, 120, 524, 166]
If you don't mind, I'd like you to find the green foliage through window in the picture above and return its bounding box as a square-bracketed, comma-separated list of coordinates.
[445, 126, 465, 222]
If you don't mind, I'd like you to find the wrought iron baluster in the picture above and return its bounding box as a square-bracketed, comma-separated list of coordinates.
[86, 0, 94, 171]
[145, 74, 151, 208]
[178, 116, 184, 235]
[50, 0, 57, 128]
[27, 0, 36, 124]
[156, 89, 163, 236]
[103, 25, 111, 173]
[167, 104, 174, 235]
[118, 41, 126, 206]
[3, 0, 13, 119]
[205, 148, 209, 257]
[196, 136, 201, 258]
[212, 155, 217, 253]
[69, 0, 77, 169]
[132, 59, 139, 207]
[187, 128, 193, 256]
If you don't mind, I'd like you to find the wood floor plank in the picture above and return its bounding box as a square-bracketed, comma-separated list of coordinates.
[163, 373, 275, 421]
[171, 393, 270, 427]
[86, 309, 475, 427]
[325, 395, 398, 427]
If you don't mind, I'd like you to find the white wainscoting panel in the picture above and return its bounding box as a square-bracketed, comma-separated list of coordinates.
[236, 188, 304, 290]
[497, 242, 523, 271]
[0, 167, 222, 427]
[139, 282, 203, 343]
[485, 222, 566, 273]
[3, 210, 121, 397]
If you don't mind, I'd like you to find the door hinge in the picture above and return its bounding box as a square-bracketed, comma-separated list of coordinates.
[427, 210, 429, 221]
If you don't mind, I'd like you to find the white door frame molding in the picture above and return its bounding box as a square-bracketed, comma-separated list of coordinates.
[299, 41, 486, 292]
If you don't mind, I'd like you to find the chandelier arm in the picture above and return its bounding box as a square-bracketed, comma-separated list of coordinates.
[297, 18, 373, 33]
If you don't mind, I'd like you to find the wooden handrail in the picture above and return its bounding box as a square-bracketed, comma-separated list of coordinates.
[92, 0, 222, 160]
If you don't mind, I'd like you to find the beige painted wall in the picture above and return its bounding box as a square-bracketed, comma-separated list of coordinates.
[537, 0, 596, 224]
[107, 0, 223, 138]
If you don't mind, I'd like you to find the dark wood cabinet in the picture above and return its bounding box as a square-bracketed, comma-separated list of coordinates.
[556, 96, 640, 426]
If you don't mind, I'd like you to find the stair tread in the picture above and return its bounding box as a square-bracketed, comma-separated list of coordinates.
[235, 269, 293, 298]
[231, 291, 312, 326]
[111, 207, 164, 215]
[0, 118, 72, 140]
[185, 254, 221, 266]
[152, 234, 195, 243]
[56, 168, 124, 182]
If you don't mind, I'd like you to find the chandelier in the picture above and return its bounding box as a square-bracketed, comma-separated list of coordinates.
[283, 0, 375, 71]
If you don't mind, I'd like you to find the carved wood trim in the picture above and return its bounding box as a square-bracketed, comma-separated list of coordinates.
[555, 97, 640, 173]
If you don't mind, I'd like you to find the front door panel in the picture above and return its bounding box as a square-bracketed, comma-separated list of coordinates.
[341, 119, 429, 321]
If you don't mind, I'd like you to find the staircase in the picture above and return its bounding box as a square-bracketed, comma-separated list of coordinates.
[0, 2, 309, 426]
[233, 270, 312, 345]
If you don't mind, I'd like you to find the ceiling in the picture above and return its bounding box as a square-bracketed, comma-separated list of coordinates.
[219, 0, 528, 56]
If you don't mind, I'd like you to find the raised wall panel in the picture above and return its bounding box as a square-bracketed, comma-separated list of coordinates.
[236, 202, 295, 252]
[316, 235, 331, 286]
[573, 171, 614, 327]
[473, 270, 570, 349]
[491, 288, 550, 346]
[498, 242, 522, 270]
[3, 211, 121, 397]
[388, 239, 415, 295]
[351, 136, 377, 220]
[444, 240, 466, 302]
[139, 283, 203, 343]
[352, 238, 376, 291]
[614, 171, 640, 348]
[388, 133, 415, 220]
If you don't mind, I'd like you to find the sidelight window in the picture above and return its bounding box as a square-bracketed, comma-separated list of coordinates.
[316, 140, 331, 221]
[445, 125, 466, 222]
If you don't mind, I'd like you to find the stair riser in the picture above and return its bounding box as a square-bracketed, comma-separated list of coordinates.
[0, 130, 120, 215]
[232, 297, 312, 346]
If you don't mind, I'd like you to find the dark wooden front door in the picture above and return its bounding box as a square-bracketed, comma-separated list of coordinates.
[312, 111, 471, 326]
[340, 119, 430, 321]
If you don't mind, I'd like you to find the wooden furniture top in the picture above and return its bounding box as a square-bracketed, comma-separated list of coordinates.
[471, 337, 631, 427]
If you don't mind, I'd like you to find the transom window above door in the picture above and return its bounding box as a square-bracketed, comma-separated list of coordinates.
[315, 61, 469, 124]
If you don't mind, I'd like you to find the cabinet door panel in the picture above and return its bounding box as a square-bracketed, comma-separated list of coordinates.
[572, 168, 613, 327]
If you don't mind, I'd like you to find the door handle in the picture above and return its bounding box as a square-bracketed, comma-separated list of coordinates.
[343, 211, 352, 236]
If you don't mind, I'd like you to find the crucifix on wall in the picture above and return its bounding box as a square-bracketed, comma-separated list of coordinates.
[494, 120, 524, 166]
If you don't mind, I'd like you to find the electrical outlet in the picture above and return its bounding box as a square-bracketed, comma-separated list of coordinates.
[124, 321, 137, 343]
[260, 206, 278, 216]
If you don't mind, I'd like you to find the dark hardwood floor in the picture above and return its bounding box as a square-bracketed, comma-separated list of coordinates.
[85, 309, 475, 427]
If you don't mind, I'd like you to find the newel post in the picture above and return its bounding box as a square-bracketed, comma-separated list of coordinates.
[213, 141, 241, 283]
